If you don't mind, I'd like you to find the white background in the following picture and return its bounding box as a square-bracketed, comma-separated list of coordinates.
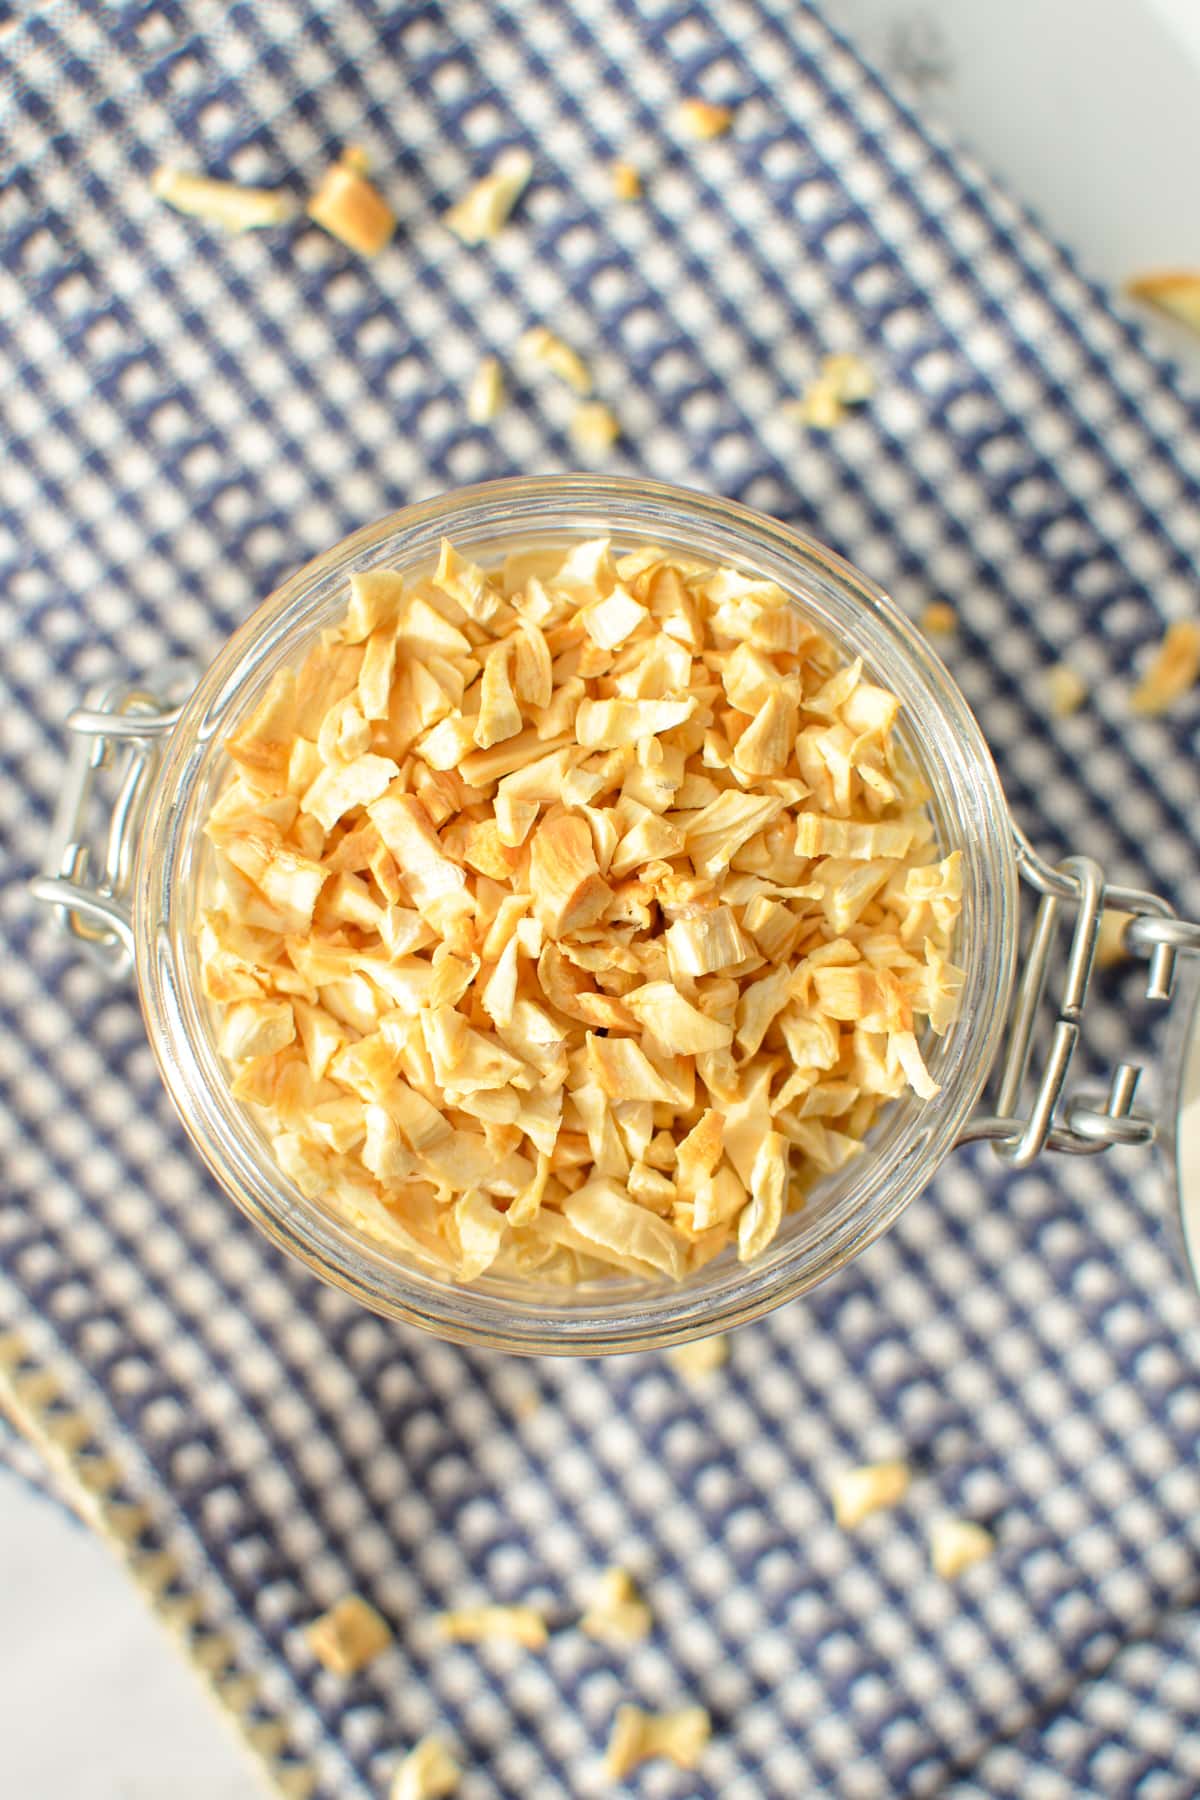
[4, 2, 1200, 1795]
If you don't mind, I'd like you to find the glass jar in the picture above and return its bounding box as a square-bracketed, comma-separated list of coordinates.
[32, 476, 1200, 1354]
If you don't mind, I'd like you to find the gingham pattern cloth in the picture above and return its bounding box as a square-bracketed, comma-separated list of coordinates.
[3, 3, 1200, 1796]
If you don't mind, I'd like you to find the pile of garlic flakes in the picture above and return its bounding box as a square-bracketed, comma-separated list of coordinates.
[198, 538, 964, 1286]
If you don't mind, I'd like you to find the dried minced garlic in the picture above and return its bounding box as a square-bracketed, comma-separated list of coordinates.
[434, 1604, 549, 1649]
[569, 401, 619, 457]
[611, 160, 642, 201]
[1131, 620, 1200, 715]
[466, 356, 505, 425]
[519, 326, 592, 395]
[151, 167, 297, 232]
[677, 98, 734, 139]
[307, 149, 396, 256]
[1046, 664, 1086, 718]
[823, 352, 875, 404]
[668, 1333, 728, 1377]
[605, 1703, 711, 1778]
[789, 352, 875, 430]
[831, 1460, 911, 1529]
[929, 1516, 994, 1580]
[199, 538, 964, 1289]
[445, 147, 533, 244]
[920, 603, 957, 637]
[1127, 269, 1200, 337]
[1095, 908, 1133, 968]
[306, 1594, 392, 1673]
[390, 1737, 459, 1800]
[580, 1567, 652, 1645]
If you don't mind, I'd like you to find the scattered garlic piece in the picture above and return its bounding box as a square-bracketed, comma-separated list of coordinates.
[611, 160, 642, 200]
[789, 381, 845, 430]
[580, 1567, 652, 1645]
[467, 355, 505, 424]
[605, 1703, 711, 1778]
[151, 167, 297, 231]
[1131, 620, 1200, 715]
[822, 351, 876, 404]
[1046, 664, 1087, 718]
[1127, 269, 1200, 336]
[569, 401, 620, 457]
[921, 603, 957, 636]
[445, 147, 533, 244]
[390, 1737, 459, 1800]
[1095, 908, 1133, 968]
[519, 325, 592, 395]
[677, 98, 734, 139]
[307, 150, 396, 255]
[832, 1460, 911, 1529]
[668, 1334, 729, 1377]
[306, 1594, 392, 1673]
[930, 1517, 994, 1580]
[789, 352, 875, 430]
[435, 1604, 549, 1649]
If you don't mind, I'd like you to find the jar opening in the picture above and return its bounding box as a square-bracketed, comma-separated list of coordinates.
[135, 477, 1018, 1353]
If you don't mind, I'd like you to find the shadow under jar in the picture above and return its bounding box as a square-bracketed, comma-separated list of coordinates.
[36, 477, 1200, 1354]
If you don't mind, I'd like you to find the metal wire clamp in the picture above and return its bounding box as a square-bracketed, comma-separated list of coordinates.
[28, 664, 197, 980]
[959, 822, 1200, 1166]
[28, 672, 1200, 1174]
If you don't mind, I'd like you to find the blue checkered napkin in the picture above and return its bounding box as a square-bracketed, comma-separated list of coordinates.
[4, 1, 1200, 1794]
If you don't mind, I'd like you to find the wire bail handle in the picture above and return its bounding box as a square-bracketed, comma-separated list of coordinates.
[29, 664, 197, 980]
[959, 822, 1200, 1165]
[29, 671, 1200, 1169]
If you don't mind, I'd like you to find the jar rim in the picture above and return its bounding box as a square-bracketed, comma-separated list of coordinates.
[134, 475, 1018, 1354]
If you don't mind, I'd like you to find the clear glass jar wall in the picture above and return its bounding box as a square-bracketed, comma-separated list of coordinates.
[134, 477, 1018, 1354]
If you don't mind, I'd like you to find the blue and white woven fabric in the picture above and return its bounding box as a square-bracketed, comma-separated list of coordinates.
[4, 4, 1200, 1796]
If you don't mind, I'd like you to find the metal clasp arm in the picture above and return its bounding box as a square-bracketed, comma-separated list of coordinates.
[29, 667, 196, 979]
[959, 822, 1200, 1164]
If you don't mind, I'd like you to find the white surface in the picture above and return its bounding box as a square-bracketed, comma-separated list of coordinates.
[5, 5, 1200, 1797]
[831, 0, 1200, 365]
[0, 1469, 261, 1800]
